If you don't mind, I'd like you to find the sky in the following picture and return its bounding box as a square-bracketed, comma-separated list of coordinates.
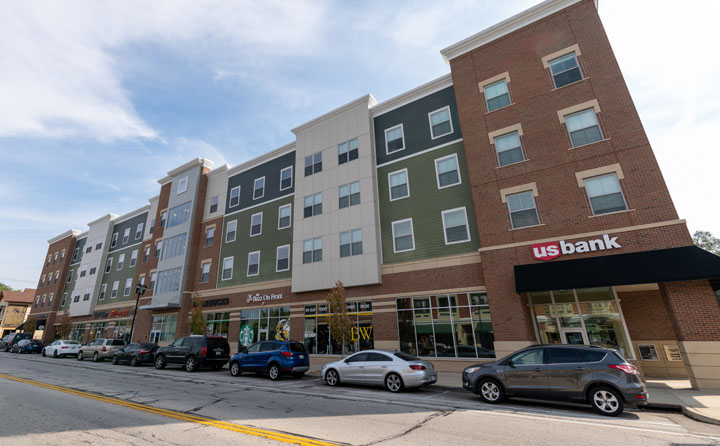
[1, 0, 718, 291]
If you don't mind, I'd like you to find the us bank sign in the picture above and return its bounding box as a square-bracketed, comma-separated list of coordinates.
[532, 234, 621, 261]
[247, 293, 284, 303]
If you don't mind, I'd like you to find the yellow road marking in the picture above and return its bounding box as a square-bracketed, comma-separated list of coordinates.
[0, 373, 339, 446]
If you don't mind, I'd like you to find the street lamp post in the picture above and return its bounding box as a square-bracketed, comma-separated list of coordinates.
[129, 282, 148, 343]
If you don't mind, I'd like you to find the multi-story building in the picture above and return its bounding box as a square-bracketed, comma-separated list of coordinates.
[0, 288, 36, 337]
[30, 0, 720, 389]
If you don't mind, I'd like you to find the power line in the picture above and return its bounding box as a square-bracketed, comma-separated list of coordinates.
[0, 277, 37, 283]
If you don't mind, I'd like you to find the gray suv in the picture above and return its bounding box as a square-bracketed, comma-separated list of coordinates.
[78, 338, 126, 362]
[462, 344, 647, 416]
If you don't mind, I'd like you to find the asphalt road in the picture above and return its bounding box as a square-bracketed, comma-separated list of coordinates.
[1, 352, 720, 445]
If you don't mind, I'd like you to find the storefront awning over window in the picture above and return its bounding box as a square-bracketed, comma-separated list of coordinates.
[514, 246, 720, 292]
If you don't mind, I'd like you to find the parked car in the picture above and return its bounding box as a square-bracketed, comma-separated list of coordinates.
[321, 350, 437, 392]
[462, 344, 647, 416]
[78, 338, 126, 362]
[43, 340, 81, 358]
[0, 332, 32, 352]
[10, 339, 44, 354]
[112, 343, 159, 367]
[229, 340, 309, 380]
[154, 335, 230, 372]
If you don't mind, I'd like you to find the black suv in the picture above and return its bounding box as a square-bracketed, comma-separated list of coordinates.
[154, 335, 230, 372]
[462, 344, 647, 416]
[0, 333, 31, 352]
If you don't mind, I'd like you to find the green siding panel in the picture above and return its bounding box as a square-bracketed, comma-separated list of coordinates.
[96, 243, 142, 305]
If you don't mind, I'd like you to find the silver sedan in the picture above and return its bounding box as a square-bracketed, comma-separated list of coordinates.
[321, 350, 437, 392]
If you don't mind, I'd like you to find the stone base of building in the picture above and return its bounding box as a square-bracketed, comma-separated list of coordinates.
[679, 341, 720, 390]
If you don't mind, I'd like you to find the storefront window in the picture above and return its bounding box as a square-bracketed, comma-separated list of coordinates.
[239, 307, 291, 348]
[70, 323, 86, 343]
[149, 315, 177, 343]
[304, 302, 373, 355]
[89, 322, 108, 341]
[396, 292, 494, 359]
[113, 320, 131, 342]
[206, 312, 230, 337]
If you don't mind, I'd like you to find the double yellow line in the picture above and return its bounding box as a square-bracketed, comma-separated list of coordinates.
[0, 373, 338, 446]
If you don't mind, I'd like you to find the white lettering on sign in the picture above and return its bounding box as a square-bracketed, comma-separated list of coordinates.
[532, 234, 621, 261]
[247, 293, 284, 303]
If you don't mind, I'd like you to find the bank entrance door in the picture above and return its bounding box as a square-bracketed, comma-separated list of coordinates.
[149, 329, 161, 344]
[561, 328, 588, 345]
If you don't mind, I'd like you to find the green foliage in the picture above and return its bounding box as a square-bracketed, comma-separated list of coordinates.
[189, 293, 206, 335]
[56, 316, 72, 339]
[693, 230, 720, 256]
[0, 282, 13, 291]
[326, 281, 353, 356]
[23, 317, 37, 334]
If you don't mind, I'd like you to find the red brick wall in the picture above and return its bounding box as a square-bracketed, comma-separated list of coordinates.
[660, 280, 720, 341]
[618, 290, 676, 340]
[188, 216, 223, 292]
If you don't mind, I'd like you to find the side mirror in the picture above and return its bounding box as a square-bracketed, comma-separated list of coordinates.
[506, 359, 514, 367]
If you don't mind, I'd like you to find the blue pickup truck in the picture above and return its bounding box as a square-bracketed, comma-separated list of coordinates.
[229, 340, 309, 380]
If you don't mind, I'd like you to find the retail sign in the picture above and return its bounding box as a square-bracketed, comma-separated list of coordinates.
[246, 293, 283, 303]
[93, 309, 131, 319]
[532, 234, 621, 261]
[203, 297, 229, 308]
[239, 324, 254, 347]
[351, 326, 373, 341]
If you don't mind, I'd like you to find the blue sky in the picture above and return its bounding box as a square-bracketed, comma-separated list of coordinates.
[1, 0, 718, 291]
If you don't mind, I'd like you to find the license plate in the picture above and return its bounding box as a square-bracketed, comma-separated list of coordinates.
[299, 355, 305, 359]
[431, 376, 437, 382]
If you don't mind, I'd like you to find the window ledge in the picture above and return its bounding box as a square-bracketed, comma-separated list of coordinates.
[568, 138, 611, 150]
[484, 103, 516, 115]
[496, 159, 530, 169]
[508, 223, 546, 231]
[588, 209, 635, 218]
[551, 77, 590, 92]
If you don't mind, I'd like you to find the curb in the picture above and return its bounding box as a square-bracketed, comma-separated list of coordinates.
[682, 407, 720, 426]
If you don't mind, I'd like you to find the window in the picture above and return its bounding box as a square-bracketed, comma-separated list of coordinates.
[494, 131, 525, 166]
[435, 154, 461, 188]
[47, 255, 51, 265]
[226, 220, 237, 242]
[206, 312, 230, 337]
[95, 239, 102, 250]
[338, 138, 359, 165]
[209, 195, 219, 213]
[177, 176, 188, 194]
[584, 173, 627, 215]
[79, 266, 87, 277]
[139, 275, 145, 286]
[340, 229, 363, 257]
[122, 228, 131, 244]
[40, 275, 46, 286]
[155, 240, 162, 258]
[250, 212, 262, 236]
[117, 254, 125, 270]
[303, 238, 322, 264]
[392, 219, 415, 253]
[54, 252, 58, 262]
[83, 287, 91, 301]
[511, 349, 544, 365]
[99, 284, 107, 300]
[124, 278, 132, 297]
[385, 124, 404, 154]
[105, 258, 113, 273]
[166, 201, 192, 228]
[155, 268, 182, 295]
[278, 204, 292, 229]
[61, 249, 65, 260]
[507, 191, 540, 228]
[85, 244, 92, 254]
[565, 108, 602, 147]
[247, 251, 260, 276]
[229, 186, 241, 207]
[304, 152, 322, 176]
[67, 270, 73, 283]
[239, 307, 291, 347]
[89, 261, 98, 275]
[484, 79, 511, 112]
[160, 210, 167, 228]
[276, 245, 290, 272]
[49, 292, 53, 304]
[638, 344, 659, 361]
[149, 219, 156, 235]
[61, 292, 67, 307]
[205, 227, 215, 246]
[55, 271, 60, 282]
[73, 292, 80, 303]
[150, 272, 157, 291]
[280, 166, 293, 190]
[129, 249, 138, 267]
[200, 263, 211, 283]
[149, 315, 178, 343]
[143, 246, 150, 263]
[442, 208, 470, 244]
[35, 296, 39, 307]
[428, 106, 453, 139]
[388, 169, 409, 201]
[549, 52, 582, 88]
[253, 177, 265, 200]
[42, 295, 46, 306]
[135, 223, 144, 240]
[222, 257, 234, 280]
[339, 182, 360, 209]
[303, 193, 322, 218]
[161, 233, 187, 261]
[72, 247, 79, 262]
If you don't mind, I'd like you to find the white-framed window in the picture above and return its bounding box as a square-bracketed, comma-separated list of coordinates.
[73, 292, 80, 303]
[83, 287, 91, 301]
[47, 255, 51, 265]
[111, 281, 119, 298]
[166, 201, 192, 229]
[484, 79, 511, 112]
[392, 219, 415, 253]
[302, 238, 322, 264]
[160, 233, 187, 261]
[139, 275, 146, 286]
[428, 106, 453, 139]
[200, 262, 211, 283]
[105, 257, 113, 273]
[61, 292, 67, 307]
[61, 249, 65, 260]
[177, 176, 188, 194]
[222, 257, 234, 280]
[388, 169, 409, 201]
[129, 249, 138, 267]
[117, 253, 125, 270]
[205, 227, 215, 246]
[304, 152, 322, 176]
[338, 138, 359, 165]
[150, 272, 157, 290]
[48, 292, 53, 304]
[42, 294, 46, 306]
[40, 275, 46, 286]
[122, 228, 131, 244]
[442, 207, 471, 244]
[124, 278, 133, 297]
[135, 222, 144, 240]
[155, 240, 163, 258]
[584, 173, 627, 215]
[53, 252, 58, 261]
[507, 191, 540, 229]
[549, 52, 583, 88]
[435, 153, 461, 189]
[280, 166, 293, 190]
[99, 284, 107, 300]
[160, 210, 167, 228]
[144, 246, 150, 263]
[250, 212, 263, 236]
[72, 247, 80, 262]
[339, 182, 360, 209]
[79, 265, 87, 277]
[89, 261, 98, 275]
[86, 243, 93, 254]
[565, 108, 603, 147]
[278, 204, 292, 229]
[229, 186, 241, 207]
[494, 131, 525, 166]
[149, 218, 156, 234]
[303, 193, 322, 218]
[110, 233, 118, 248]
[247, 251, 260, 276]
[95, 239, 102, 250]
[340, 229, 363, 257]
[253, 176, 265, 200]
[67, 270, 73, 283]
[385, 124, 405, 154]
[276, 245, 290, 272]
[226, 220, 237, 242]
[55, 271, 60, 282]
[209, 195, 219, 213]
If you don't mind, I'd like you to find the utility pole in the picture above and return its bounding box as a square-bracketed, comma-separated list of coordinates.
[129, 282, 148, 343]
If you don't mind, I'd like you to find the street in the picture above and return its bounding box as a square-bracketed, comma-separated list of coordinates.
[1, 353, 719, 445]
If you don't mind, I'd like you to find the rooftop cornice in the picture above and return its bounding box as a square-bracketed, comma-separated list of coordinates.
[113, 205, 151, 225]
[158, 157, 215, 185]
[226, 142, 296, 178]
[87, 213, 118, 227]
[291, 94, 377, 135]
[371, 73, 453, 117]
[47, 229, 81, 245]
[208, 163, 231, 178]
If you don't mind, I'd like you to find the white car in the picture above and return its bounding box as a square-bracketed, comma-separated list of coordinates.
[321, 350, 437, 392]
[43, 340, 81, 358]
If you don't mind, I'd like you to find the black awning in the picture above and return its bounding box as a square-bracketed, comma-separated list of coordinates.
[514, 246, 720, 292]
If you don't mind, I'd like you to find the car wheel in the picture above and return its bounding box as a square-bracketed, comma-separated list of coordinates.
[477, 378, 504, 404]
[77, 351, 84, 361]
[590, 386, 624, 417]
[92, 352, 99, 362]
[385, 373, 404, 393]
[53, 350, 58, 358]
[130, 356, 138, 367]
[185, 356, 196, 372]
[112, 356, 118, 365]
[230, 361, 241, 377]
[155, 355, 166, 369]
[292, 372, 305, 379]
[268, 364, 280, 381]
[325, 369, 339, 387]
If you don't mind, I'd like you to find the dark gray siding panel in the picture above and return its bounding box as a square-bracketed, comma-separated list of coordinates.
[72, 237, 87, 264]
[225, 151, 295, 213]
[374, 86, 462, 166]
[109, 212, 149, 253]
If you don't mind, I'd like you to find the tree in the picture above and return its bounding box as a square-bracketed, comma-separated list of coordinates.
[0, 282, 13, 291]
[693, 230, 720, 256]
[56, 316, 72, 339]
[326, 281, 354, 357]
[23, 317, 37, 334]
[188, 293, 206, 335]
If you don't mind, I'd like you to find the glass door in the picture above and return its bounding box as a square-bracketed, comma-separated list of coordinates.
[561, 328, 588, 345]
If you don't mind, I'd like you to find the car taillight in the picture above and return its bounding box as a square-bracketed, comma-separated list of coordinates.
[200, 347, 207, 356]
[409, 364, 426, 371]
[61, 346, 68, 349]
[140, 350, 150, 354]
[101, 346, 107, 352]
[609, 364, 638, 375]
[281, 351, 292, 357]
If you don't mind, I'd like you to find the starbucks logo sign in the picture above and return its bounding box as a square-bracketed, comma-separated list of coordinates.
[239, 324, 254, 347]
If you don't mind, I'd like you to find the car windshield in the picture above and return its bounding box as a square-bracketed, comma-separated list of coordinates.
[393, 352, 420, 361]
